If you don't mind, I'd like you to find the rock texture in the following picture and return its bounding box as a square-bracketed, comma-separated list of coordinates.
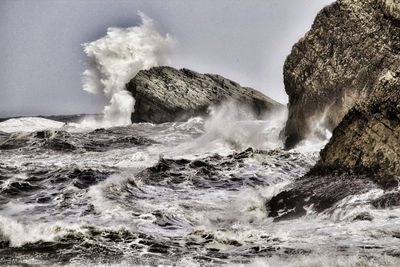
[126, 66, 282, 123]
[315, 68, 400, 176]
[267, 67, 400, 221]
[283, 0, 400, 148]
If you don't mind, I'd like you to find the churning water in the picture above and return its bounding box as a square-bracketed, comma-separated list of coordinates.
[1, 106, 400, 267]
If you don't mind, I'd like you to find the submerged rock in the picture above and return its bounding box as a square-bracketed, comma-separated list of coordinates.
[283, 0, 400, 148]
[127, 66, 282, 123]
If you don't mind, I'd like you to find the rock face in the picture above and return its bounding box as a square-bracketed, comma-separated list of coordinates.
[315, 68, 400, 176]
[267, 67, 400, 221]
[283, 0, 400, 148]
[126, 66, 282, 123]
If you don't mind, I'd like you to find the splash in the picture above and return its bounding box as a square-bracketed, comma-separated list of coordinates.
[193, 102, 287, 152]
[293, 109, 332, 153]
[81, 12, 174, 128]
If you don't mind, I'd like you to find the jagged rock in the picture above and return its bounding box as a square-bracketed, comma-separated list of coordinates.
[267, 68, 400, 221]
[126, 66, 282, 123]
[315, 68, 400, 176]
[283, 0, 400, 148]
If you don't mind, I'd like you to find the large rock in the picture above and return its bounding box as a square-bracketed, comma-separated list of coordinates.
[315, 67, 400, 176]
[267, 68, 400, 221]
[283, 0, 400, 148]
[126, 66, 282, 123]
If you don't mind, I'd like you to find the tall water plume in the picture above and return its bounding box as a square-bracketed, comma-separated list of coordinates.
[81, 12, 174, 128]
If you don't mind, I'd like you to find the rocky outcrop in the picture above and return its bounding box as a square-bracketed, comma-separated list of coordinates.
[267, 68, 400, 221]
[315, 68, 400, 176]
[126, 66, 282, 123]
[283, 0, 400, 148]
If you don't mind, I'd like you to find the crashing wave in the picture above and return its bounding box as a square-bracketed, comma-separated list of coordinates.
[81, 12, 174, 128]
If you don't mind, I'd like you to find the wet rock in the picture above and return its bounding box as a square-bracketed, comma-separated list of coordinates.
[372, 192, 400, 209]
[315, 68, 400, 179]
[127, 66, 283, 123]
[283, 0, 400, 148]
[352, 212, 374, 222]
[136, 149, 269, 189]
[267, 172, 381, 221]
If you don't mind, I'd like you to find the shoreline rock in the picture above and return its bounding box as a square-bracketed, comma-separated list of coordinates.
[126, 66, 283, 123]
[314, 68, 400, 177]
[267, 66, 400, 221]
[282, 0, 400, 148]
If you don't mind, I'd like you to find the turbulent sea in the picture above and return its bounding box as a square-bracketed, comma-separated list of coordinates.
[1, 109, 400, 267]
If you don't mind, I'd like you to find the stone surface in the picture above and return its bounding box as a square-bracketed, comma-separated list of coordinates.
[126, 66, 282, 123]
[267, 68, 400, 221]
[315, 68, 400, 176]
[283, 0, 400, 148]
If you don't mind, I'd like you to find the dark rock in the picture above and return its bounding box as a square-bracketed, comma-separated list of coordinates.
[127, 66, 283, 123]
[283, 0, 400, 148]
[266, 172, 379, 221]
[372, 192, 400, 209]
[352, 212, 374, 222]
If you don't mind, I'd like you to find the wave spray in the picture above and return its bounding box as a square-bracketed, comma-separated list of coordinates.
[81, 12, 173, 128]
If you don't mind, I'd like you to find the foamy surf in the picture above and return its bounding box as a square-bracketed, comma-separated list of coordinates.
[2, 110, 399, 266]
[0, 117, 65, 133]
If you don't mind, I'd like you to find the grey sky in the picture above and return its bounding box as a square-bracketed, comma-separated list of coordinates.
[0, 0, 332, 117]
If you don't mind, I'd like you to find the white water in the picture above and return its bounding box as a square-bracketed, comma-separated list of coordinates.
[81, 12, 174, 128]
[2, 109, 400, 265]
[0, 117, 64, 133]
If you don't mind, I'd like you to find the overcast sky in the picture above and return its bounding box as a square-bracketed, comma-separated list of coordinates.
[0, 0, 332, 117]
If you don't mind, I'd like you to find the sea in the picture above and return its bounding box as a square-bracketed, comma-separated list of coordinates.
[1, 104, 400, 267]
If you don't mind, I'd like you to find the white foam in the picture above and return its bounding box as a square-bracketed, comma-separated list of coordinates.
[0, 216, 84, 247]
[81, 11, 174, 128]
[293, 108, 332, 153]
[0, 117, 64, 133]
[190, 102, 287, 153]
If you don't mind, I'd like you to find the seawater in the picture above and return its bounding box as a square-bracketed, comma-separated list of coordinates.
[0, 108, 400, 266]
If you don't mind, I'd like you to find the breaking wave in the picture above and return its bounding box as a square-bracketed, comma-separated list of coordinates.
[81, 12, 174, 128]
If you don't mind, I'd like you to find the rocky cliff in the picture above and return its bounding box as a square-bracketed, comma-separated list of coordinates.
[126, 66, 282, 123]
[283, 0, 400, 148]
[315, 67, 400, 176]
[267, 0, 400, 220]
[267, 67, 400, 221]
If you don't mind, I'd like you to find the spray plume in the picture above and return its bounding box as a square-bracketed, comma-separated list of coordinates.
[81, 12, 173, 128]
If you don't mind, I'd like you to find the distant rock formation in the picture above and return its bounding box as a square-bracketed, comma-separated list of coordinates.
[283, 0, 400, 148]
[126, 66, 282, 123]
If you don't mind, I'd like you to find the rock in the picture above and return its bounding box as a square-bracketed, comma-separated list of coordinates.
[372, 192, 400, 209]
[315, 68, 400, 178]
[267, 68, 400, 221]
[266, 172, 380, 221]
[282, 0, 400, 148]
[352, 212, 374, 222]
[126, 66, 282, 123]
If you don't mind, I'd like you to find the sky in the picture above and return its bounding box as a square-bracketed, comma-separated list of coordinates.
[0, 0, 333, 117]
